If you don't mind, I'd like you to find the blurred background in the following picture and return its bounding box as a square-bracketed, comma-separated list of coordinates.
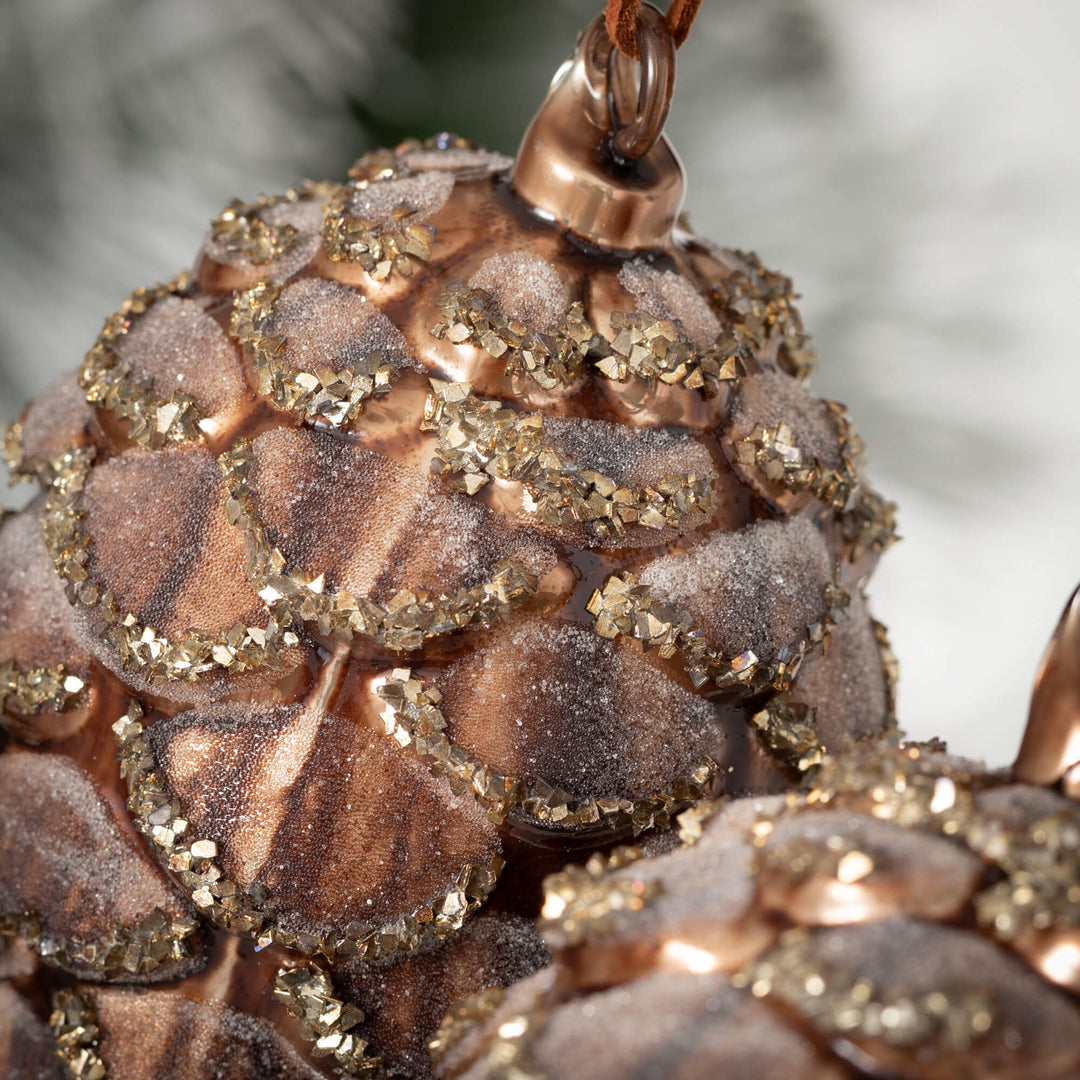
[1, 0, 1077, 765]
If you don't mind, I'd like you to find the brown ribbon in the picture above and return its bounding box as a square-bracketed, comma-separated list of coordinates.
[606, 0, 704, 59]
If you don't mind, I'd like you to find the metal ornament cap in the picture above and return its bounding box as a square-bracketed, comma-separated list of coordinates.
[1014, 584, 1080, 792]
[510, 5, 685, 252]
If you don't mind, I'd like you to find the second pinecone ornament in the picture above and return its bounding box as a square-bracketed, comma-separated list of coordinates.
[1, 5, 899, 1078]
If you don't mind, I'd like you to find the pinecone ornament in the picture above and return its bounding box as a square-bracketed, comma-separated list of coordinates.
[440, 736, 1080, 1080]
[0, 10, 900, 1080]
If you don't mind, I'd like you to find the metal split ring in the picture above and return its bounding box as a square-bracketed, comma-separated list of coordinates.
[606, 2, 676, 162]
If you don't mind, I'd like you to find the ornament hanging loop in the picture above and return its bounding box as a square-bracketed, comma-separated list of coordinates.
[510, 7, 685, 251]
[607, 3, 676, 162]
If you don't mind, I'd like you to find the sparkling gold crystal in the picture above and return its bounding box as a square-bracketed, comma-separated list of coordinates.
[710, 249, 816, 381]
[539, 847, 658, 946]
[1, 907, 198, 980]
[274, 963, 381, 1077]
[0, 659, 84, 716]
[78, 273, 204, 450]
[374, 669, 717, 831]
[736, 928, 997, 1050]
[432, 281, 598, 391]
[586, 570, 846, 693]
[50, 989, 107, 1080]
[232, 282, 401, 427]
[424, 381, 713, 538]
[210, 195, 300, 265]
[323, 182, 435, 278]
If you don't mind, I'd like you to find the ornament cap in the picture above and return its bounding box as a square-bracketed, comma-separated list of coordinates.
[1014, 583, 1080, 793]
[510, 6, 685, 252]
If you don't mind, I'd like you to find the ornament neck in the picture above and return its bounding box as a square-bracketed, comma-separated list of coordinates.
[510, 5, 685, 252]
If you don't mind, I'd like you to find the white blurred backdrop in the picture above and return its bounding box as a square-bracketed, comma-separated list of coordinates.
[2, 0, 1076, 765]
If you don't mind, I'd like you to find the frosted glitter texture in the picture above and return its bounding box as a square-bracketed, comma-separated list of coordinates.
[346, 172, 455, 230]
[619, 258, 721, 348]
[469, 251, 569, 333]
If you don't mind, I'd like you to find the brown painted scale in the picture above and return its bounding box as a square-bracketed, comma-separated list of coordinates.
[5, 6, 1071, 1080]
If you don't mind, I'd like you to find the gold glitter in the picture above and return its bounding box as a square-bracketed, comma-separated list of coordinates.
[767, 737, 1080, 981]
[115, 703, 500, 960]
[753, 833, 871, 888]
[0, 660, 84, 716]
[40, 446, 285, 683]
[749, 698, 826, 772]
[810, 740, 977, 837]
[79, 273, 205, 450]
[322, 183, 434, 279]
[431, 281, 598, 391]
[595, 312, 748, 397]
[0, 907, 198, 980]
[676, 801, 723, 847]
[539, 847, 660, 946]
[968, 810, 1080, 942]
[429, 987, 506, 1072]
[430, 281, 745, 396]
[586, 571, 846, 694]
[219, 439, 538, 650]
[2, 419, 37, 484]
[348, 147, 407, 186]
[50, 988, 107, 1080]
[349, 134, 509, 186]
[732, 397, 897, 558]
[274, 963, 381, 1077]
[375, 669, 717, 831]
[710, 251, 816, 380]
[231, 283, 400, 427]
[423, 381, 713, 537]
[872, 618, 900, 725]
[210, 195, 299, 265]
[844, 486, 901, 559]
[734, 400, 862, 511]
[737, 928, 997, 1049]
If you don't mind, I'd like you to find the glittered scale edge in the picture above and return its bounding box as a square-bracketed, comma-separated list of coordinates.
[732, 403, 898, 558]
[734, 927, 997, 1050]
[431, 281, 600, 392]
[423, 380, 714, 538]
[210, 194, 300, 265]
[78, 273, 206, 451]
[538, 846, 658, 948]
[322, 183, 435, 279]
[114, 703, 502, 962]
[219, 438, 540, 652]
[0, 908, 198, 982]
[231, 282, 401, 428]
[40, 446, 291, 682]
[790, 742, 1080, 966]
[709, 249, 816, 381]
[0, 659, 85, 716]
[374, 668, 717, 832]
[50, 988, 107, 1080]
[274, 962, 383, 1077]
[586, 569, 848, 694]
[431, 282, 748, 397]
